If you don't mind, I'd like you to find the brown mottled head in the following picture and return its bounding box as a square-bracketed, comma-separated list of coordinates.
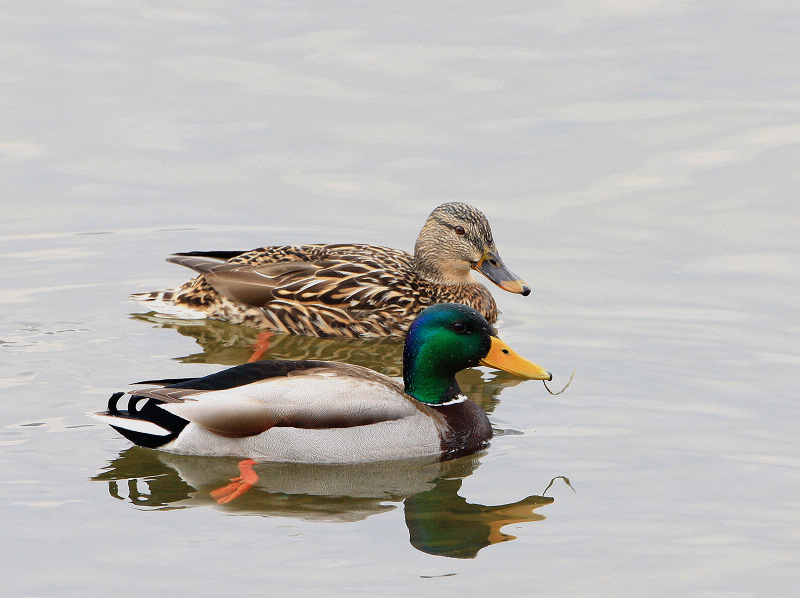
[413, 202, 530, 295]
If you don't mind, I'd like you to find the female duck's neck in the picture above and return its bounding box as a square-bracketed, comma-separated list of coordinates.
[413, 252, 474, 286]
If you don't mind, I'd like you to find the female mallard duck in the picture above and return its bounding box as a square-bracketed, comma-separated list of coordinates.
[90, 304, 551, 463]
[131, 203, 530, 338]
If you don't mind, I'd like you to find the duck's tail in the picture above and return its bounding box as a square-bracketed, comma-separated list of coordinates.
[129, 289, 209, 319]
[88, 391, 188, 449]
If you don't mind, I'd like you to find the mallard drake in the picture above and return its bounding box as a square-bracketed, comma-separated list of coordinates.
[131, 202, 530, 338]
[90, 304, 551, 464]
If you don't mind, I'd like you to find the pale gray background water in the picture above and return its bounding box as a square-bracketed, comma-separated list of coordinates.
[2, 2, 799, 596]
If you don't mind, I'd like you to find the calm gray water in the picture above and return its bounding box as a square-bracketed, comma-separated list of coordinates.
[2, 2, 799, 596]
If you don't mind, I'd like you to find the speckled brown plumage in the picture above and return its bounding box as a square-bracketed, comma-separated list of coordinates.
[131, 203, 530, 338]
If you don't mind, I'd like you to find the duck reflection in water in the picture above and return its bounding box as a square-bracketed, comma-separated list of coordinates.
[132, 314, 406, 373]
[93, 447, 557, 559]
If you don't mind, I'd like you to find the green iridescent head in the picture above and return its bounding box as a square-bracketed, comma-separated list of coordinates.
[402, 303, 551, 405]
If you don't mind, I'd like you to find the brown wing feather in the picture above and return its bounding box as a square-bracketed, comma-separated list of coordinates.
[203, 261, 327, 307]
[164, 243, 496, 337]
[156, 363, 429, 438]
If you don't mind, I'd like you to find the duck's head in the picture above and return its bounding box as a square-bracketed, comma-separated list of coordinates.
[413, 202, 531, 296]
[403, 303, 551, 405]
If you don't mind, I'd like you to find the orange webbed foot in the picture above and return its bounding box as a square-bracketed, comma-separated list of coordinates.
[210, 459, 259, 504]
[248, 331, 274, 362]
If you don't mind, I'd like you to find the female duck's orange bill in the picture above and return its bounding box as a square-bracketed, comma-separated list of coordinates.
[473, 248, 531, 296]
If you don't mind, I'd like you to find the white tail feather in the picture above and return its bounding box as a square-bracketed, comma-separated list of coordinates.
[129, 294, 208, 320]
[88, 412, 173, 436]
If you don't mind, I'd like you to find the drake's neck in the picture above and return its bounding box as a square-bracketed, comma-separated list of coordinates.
[404, 373, 462, 405]
[403, 351, 463, 405]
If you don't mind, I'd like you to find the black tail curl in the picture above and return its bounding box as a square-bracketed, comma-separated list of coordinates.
[103, 391, 188, 449]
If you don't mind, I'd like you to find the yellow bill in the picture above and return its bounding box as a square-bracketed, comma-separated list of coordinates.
[479, 336, 552, 380]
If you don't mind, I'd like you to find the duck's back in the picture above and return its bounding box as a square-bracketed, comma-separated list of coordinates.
[228, 243, 413, 271]
[133, 243, 496, 337]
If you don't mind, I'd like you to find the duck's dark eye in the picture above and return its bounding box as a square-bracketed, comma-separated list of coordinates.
[454, 226, 466, 235]
[452, 321, 466, 333]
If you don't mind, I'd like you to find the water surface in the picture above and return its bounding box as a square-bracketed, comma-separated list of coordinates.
[2, 2, 799, 596]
